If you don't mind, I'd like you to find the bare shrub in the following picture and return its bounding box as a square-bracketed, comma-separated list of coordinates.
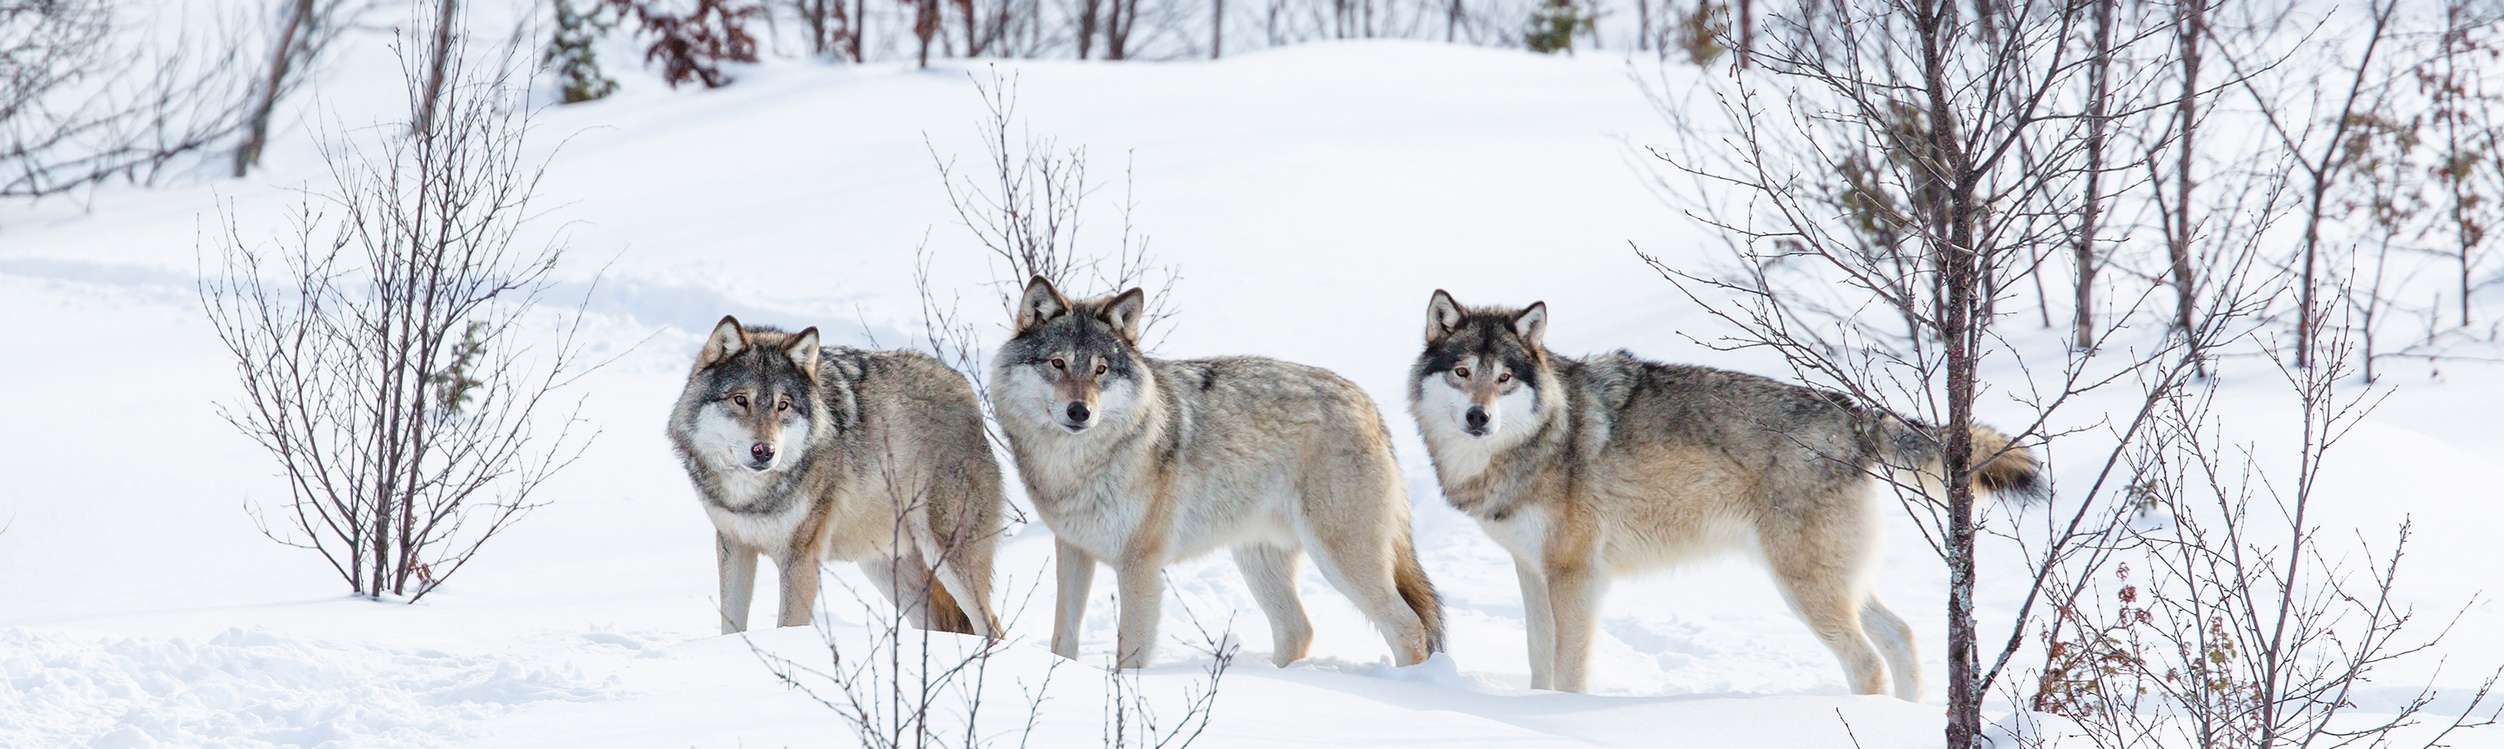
[909, 69, 1179, 461]
[2, 0, 249, 198]
[749, 432, 1235, 748]
[198, 9, 603, 602]
[610, 0, 763, 88]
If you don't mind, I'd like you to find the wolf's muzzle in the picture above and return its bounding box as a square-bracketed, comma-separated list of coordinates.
[1464, 406, 1490, 436]
[748, 442, 776, 470]
[1062, 401, 1093, 432]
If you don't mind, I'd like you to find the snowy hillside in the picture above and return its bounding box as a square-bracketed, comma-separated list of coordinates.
[3, 10, 2500, 748]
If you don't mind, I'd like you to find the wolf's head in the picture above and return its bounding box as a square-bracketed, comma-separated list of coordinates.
[1410, 289, 1550, 444]
[992, 276, 1151, 435]
[677, 316, 824, 474]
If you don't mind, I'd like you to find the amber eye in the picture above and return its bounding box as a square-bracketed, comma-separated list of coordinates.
[775, 399, 791, 413]
[1497, 372, 1512, 383]
[731, 394, 750, 408]
[1453, 366, 1472, 379]
[1050, 358, 1067, 370]
[1093, 361, 1109, 375]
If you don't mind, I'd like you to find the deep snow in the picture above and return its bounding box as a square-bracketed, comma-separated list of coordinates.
[2, 20, 2498, 749]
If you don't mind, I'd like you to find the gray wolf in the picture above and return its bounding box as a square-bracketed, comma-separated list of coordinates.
[992, 277, 1443, 669]
[669, 316, 1004, 637]
[1406, 290, 2040, 697]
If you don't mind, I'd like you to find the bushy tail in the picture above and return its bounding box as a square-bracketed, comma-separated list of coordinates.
[925, 577, 978, 635]
[1884, 417, 2045, 502]
[1393, 535, 1446, 654]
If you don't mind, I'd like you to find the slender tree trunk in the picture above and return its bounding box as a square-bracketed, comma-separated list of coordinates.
[2168, 0, 2202, 368]
[2074, 0, 2113, 349]
[1446, 0, 1459, 41]
[235, 0, 317, 177]
[1212, 0, 1224, 57]
[851, 0, 867, 61]
[1077, 0, 1098, 58]
[412, 0, 458, 138]
[1913, 1, 1982, 744]
[915, 0, 939, 67]
[1737, 0, 1754, 68]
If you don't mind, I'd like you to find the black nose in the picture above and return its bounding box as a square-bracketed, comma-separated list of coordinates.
[749, 442, 775, 462]
[1065, 402, 1092, 423]
[1464, 407, 1489, 430]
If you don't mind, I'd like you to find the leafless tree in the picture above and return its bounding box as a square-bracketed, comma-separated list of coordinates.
[2, 0, 249, 199]
[199, 11, 604, 602]
[2220, 0, 2402, 370]
[1637, 0, 2284, 743]
[2017, 321, 2502, 749]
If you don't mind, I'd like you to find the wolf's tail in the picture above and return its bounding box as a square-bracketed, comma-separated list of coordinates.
[1393, 534, 1446, 654]
[1882, 417, 2045, 501]
[925, 576, 979, 636]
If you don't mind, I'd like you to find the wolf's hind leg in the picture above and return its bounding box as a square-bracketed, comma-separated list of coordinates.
[1764, 540, 1889, 695]
[717, 534, 759, 634]
[858, 554, 938, 630]
[1233, 544, 1314, 666]
[1302, 525, 1431, 667]
[1862, 596, 1922, 700]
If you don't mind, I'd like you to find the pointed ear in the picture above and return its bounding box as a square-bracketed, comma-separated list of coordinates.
[785, 327, 822, 380]
[1512, 302, 1548, 350]
[1425, 289, 1464, 343]
[698, 315, 748, 368]
[1015, 276, 1070, 333]
[1102, 288, 1148, 342]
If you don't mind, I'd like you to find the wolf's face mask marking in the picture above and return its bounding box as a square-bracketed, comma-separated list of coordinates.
[691, 316, 821, 473]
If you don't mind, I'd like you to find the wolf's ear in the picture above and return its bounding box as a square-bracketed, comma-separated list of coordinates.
[1512, 302, 1548, 350]
[1016, 276, 1070, 333]
[699, 315, 748, 369]
[785, 327, 822, 380]
[1102, 288, 1148, 342]
[1425, 289, 1464, 343]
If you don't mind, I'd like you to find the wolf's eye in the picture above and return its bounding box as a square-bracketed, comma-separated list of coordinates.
[775, 399, 791, 413]
[1497, 372, 1512, 384]
[731, 394, 750, 408]
[1050, 358, 1067, 370]
[1453, 366, 1472, 379]
[1093, 361, 1108, 375]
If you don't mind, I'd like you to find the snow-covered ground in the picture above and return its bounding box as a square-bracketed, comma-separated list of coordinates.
[3, 15, 2499, 747]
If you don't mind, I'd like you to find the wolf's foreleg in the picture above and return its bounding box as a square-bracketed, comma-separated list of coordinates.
[1113, 560, 1165, 669]
[1544, 563, 1607, 693]
[1051, 540, 1095, 660]
[717, 534, 759, 634]
[1512, 558, 1555, 689]
[775, 553, 823, 628]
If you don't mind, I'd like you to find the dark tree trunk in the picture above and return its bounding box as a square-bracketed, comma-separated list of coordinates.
[2075, 0, 2113, 349]
[1212, 0, 1225, 57]
[235, 0, 317, 177]
[413, 0, 458, 137]
[1912, 0, 1982, 744]
[2168, 0, 2202, 367]
[1077, 0, 1101, 58]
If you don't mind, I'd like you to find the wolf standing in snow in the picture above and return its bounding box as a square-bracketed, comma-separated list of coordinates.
[993, 277, 1444, 669]
[669, 316, 1004, 637]
[1406, 291, 2040, 697]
